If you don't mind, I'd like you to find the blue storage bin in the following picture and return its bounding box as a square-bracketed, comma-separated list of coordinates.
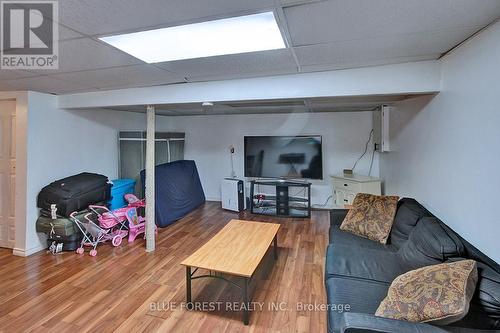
[108, 178, 136, 210]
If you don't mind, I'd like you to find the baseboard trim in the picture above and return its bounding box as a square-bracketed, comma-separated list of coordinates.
[13, 245, 45, 257]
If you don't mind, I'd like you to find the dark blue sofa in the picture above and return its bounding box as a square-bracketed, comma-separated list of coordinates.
[326, 198, 500, 332]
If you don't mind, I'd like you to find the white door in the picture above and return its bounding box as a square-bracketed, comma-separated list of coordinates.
[0, 101, 16, 249]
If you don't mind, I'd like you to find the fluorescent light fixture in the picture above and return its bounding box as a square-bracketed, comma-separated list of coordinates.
[100, 12, 286, 63]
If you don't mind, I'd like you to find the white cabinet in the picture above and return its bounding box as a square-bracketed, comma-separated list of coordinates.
[331, 174, 382, 206]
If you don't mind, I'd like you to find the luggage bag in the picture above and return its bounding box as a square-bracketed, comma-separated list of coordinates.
[36, 210, 87, 237]
[47, 233, 83, 252]
[37, 173, 111, 217]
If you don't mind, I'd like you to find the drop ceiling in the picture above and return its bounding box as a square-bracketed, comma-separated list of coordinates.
[101, 94, 428, 116]
[0, 0, 499, 94]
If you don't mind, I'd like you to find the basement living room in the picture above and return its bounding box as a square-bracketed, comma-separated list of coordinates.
[0, 1, 499, 333]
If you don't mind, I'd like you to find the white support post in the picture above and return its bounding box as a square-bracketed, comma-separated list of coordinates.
[145, 105, 156, 252]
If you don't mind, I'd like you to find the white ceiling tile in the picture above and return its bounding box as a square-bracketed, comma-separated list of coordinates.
[26, 38, 142, 74]
[293, 27, 480, 67]
[12, 2, 82, 40]
[103, 94, 427, 116]
[58, 0, 275, 36]
[285, 0, 500, 46]
[3, 1, 499, 94]
[0, 69, 41, 80]
[307, 95, 404, 112]
[52, 65, 184, 89]
[187, 68, 299, 83]
[298, 55, 440, 74]
[58, 24, 84, 40]
[0, 76, 94, 94]
[17, 20, 82, 42]
[280, 0, 321, 6]
[156, 49, 297, 78]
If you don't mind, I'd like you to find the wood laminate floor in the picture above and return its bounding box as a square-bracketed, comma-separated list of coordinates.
[0, 202, 329, 333]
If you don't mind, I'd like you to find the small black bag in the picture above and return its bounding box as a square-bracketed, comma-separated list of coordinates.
[37, 173, 111, 217]
[47, 233, 82, 252]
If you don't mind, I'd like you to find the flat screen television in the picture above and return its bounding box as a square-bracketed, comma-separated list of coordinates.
[244, 135, 323, 180]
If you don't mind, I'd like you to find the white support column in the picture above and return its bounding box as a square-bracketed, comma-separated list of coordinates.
[145, 105, 156, 252]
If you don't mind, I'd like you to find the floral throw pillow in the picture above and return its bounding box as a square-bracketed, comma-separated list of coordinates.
[376, 260, 478, 325]
[339, 193, 399, 244]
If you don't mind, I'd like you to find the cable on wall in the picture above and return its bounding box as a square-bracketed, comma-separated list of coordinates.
[352, 129, 374, 172]
[317, 195, 333, 207]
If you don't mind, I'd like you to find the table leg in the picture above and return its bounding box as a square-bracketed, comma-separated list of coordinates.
[243, 277, 249, 325]
[186, 266, 193, 310]
[273, 235, 278, 260]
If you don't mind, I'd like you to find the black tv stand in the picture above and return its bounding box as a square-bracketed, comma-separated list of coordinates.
[249, 179, 311, 218]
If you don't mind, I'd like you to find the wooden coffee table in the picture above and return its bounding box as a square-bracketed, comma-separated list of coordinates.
[181, 219, 280, 325]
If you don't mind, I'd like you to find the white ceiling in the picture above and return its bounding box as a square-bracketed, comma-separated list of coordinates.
[1, 0, 499, 94]
[101, 94, 428, 116]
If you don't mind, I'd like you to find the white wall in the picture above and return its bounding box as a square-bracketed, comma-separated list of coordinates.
[23, 94, 145, 255]
[380, 21, 500, 262]
[157, 112, 379, 204]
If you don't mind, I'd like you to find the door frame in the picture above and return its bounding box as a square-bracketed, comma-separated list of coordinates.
[0, 99, 16, 248]
[0, 92, 28, 256]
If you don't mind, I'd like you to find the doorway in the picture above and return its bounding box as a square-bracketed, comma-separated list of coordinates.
[0, 100, 16, 249]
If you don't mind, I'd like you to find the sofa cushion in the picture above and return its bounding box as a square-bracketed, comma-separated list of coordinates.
[453, 261, 500, 329]
[340, 193, 399, 244]
[389, 198, 433, 248]
[398, 217, 465, 268]
[330, 209, 349, 228]
[329, 224, 397, 252]
[375, 260, 478, 325]
[325, 244, 409, 284]
[326, 276, 389, 333]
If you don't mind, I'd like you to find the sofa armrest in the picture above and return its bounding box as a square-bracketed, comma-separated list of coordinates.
[330, 209, 349, 227]
[339, 313, 453, 333]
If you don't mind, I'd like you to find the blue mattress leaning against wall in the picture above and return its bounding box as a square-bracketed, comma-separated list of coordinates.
[141, 160, 206, 227]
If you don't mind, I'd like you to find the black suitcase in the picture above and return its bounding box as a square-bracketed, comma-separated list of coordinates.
[37, 173, 111, 217]
[47, 233, 82, 252]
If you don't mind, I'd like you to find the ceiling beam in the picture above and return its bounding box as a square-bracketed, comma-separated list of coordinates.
[58, 61, 441, 109]
[273, 4, 301, 72]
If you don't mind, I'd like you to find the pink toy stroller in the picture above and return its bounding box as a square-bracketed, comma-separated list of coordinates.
[70, 209, 128, 256]
[71, 194, 153, 256]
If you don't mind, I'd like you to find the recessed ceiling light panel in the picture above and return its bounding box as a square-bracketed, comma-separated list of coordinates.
[100, 12, 286, 63]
